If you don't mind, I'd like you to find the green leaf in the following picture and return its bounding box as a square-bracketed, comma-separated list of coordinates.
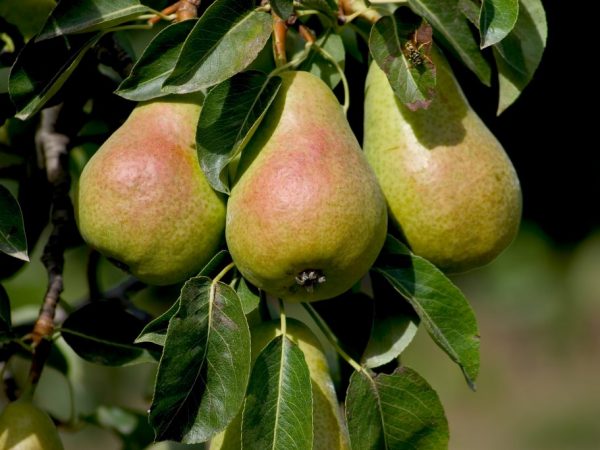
[135, 250, 233, 347]
[373, 235, 480, 388]
[163, 0, 272, 94]
[480, 0, 519, 48]
[236, 277, 260, 315]
[37, 0, 149, 42]
[9, 32, 103, 120]
[362, 273, 420, 369]
[493, 0, 546, 114]
[298, 0, 338, 17]
[197, 71, 282, 194]
[61, 301, 150, 366]
[242, 335, 313, 450]
[116, 20, 196, 101]
[299, 31, 345, 90]
[408, 0, 491, 85]
[345, 367, 449, 449]
[271, 0, 293, 20]
[149, 276, 250, 443]
[0, 184, 28, 262]
[134, 297, 179, 347]
[369, 8, 436, 110]
[458, 0, 480, 24]
[0, 284, 11, 334]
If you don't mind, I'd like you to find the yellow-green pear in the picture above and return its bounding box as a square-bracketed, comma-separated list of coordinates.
[0, 400, 64, 450]
[210, 319, 350, 450]
[77, 98, 226, 285]
[226, 71, 387, 302]
[363, 54, 522, 273]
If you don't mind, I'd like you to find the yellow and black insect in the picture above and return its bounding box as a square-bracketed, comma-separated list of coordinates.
[403, 29, 433, 68]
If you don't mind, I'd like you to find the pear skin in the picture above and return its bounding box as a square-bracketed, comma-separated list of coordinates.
[364, 54, 522, 273]
[210, 319, 350, 450]
[226, 71, 387, 302]
[77, 98, 226, 285]
[0, 400, 64, 450]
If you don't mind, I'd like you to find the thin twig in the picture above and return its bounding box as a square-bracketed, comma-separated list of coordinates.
[272, 12, 288, 67]
[28, 104, 73, 388]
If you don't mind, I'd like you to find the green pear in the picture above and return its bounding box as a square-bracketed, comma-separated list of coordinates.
[363, 54, 522, 273]
[210, 319, 350, 450]
[77, 98, 226, 285]
[226, 71, 387, 302]
[0, 400, 64, 450]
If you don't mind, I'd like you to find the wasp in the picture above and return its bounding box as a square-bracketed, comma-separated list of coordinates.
[403, 27, 433, 68]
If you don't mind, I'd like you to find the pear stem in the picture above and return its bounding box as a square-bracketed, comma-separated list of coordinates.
[272, 12, 288, 67]
[213, 262, 236, 284]
[279, 299, 287, 336]
[301, 303, 365, 373]
[314, 43, 350, 115]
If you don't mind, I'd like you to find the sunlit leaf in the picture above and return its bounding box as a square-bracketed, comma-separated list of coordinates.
[346, 367, 449, 449]
[242, 335, 313, 450]
[162, 0, 272, 93]
[373, 236, 480, 388]
[149, 276, 250, 443]
[37, 0, 149, 41]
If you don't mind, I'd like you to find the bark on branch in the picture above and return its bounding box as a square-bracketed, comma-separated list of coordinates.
[29, 104, 74, 387]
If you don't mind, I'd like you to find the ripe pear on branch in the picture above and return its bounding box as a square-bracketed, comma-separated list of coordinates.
[77, 97, 226, 285]
[364, 51, 522, 273]
[226, 70, 387, 302]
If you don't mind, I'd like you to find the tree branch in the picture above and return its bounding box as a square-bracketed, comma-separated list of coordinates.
[28, 104, 74, 387]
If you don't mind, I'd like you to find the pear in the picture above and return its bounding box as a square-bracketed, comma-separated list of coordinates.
[0, 400, 64, 450]
[363, 54, 522, 273]
[77, 98, 226, 285]
[226, 71, 387, 302]
[210, 319, 350, 450]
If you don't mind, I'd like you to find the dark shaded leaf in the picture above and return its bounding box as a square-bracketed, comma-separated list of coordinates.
[271, 0, 293, 20]
[373, 236, 480, 388]
[149, 276, 250, 443]
[408, 0, 491, 85]
[242, 335, 313, 450]
[362, 273, 420, 368]
[197, 71, 281, 193]
[346, 367, 449, 449]
[9, 32, 102, 120]
[493, 0, 546, 113]
[369, 8, 436, 110]
[480, 0, 519, 48]
[116, 20, 196, 101]
[163, 0, 272, 93]
[0, 184, 28, 261]
[61, 301, 149, 366]
[0, 284, 11, 334]
[37, 0, 149, 41]
[298, 0, 337, 16]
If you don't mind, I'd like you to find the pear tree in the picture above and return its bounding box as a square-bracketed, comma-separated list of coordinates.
[0, 0, 546, 448]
